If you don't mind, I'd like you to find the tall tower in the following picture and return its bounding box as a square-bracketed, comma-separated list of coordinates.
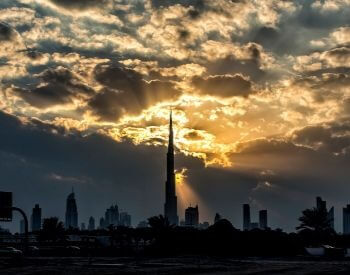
[259, 209, 268, 229]
[343, 205, 350, 234]
[243, 204, 251, 231]
[31, 204, 42, 232]
[65, 189, 78, 229]
[164, 111, 178, 225]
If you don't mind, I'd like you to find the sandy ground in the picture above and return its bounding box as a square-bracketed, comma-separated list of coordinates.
[2, 256, 350, 274]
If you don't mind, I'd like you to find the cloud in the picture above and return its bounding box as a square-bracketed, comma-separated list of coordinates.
[0, 22, 15, 41]
[13, 66, 94, 109]
[89, 63, 182, 121]
[49, 0, 108, 10]
[191, 74, 254, 98]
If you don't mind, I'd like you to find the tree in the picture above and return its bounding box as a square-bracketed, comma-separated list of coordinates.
[148, 215, 174, 231]
[39, 217, 65, 242]
[296, 207, 333, 233]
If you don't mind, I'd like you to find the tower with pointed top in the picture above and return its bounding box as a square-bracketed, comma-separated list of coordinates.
[164, 111, 178, 225]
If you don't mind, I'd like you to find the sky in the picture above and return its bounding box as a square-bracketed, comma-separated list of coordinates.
[1, 0, 350, 233]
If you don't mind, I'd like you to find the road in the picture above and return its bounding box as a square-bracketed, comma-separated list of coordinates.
[2, 256, 350, 274]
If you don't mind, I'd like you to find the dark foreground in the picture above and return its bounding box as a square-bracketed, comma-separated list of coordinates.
[2, 256, 350, 274]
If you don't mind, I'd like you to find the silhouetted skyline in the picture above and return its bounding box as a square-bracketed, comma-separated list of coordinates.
[1, 0, 350, 234]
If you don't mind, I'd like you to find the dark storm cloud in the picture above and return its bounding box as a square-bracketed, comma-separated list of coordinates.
[292, 120, 350, 154]
[206, 44, 267, 82]
[150, 0, 205, 9]
[324, 47, 350, 65]
[89, 64, 181, 120]
[14, 85, 73, 108]
[0, 22, 15, 41]
[14, 67, 94, 108]
[49, 0, 107, 10]
[192, 74, 254, 98]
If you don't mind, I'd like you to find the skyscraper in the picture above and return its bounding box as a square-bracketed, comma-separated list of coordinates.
[88, 216, 95, 231]
[31, 204, 41, 232]
[259, 209, 268, 229]
[316, 196, 334, 230]
[164, 111, 178, 225]
[65, 189, 78, 229]
[185, 205, 199, 227]
[243, 204, 251, 231]
[328, 206, 334, 230]
[316, 196, 327, 211]
[99, 217, 105, 229]
[105, 204, 119, 227]
[343, 205, 350, 234]
[120, 212, 132, 227]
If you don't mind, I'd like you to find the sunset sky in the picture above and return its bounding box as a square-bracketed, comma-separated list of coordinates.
[1, 0, 350, 232]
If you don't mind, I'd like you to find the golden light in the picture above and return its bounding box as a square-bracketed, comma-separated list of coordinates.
[175, 168, 210, 222]
[175, 168, 187, 186]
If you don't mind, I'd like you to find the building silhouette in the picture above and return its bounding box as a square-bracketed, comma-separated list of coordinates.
[31, 204, 41, 232]
[65, 189, 78, 229]
[343, 205, 350, 234]
[120, 212, 131, 227]
[164, 111, 178, 225]
[99, 217, 105, 229]
[185, 205, 199, 227]
[88, 216, 95, 231]
[328, 206, 334, 229]
[243, 204, 251, 230]
[259, 209, 268, 229]
[316, 196, 334, 229]
[81, 222, 86, 230]
[104, 204, 119, 227]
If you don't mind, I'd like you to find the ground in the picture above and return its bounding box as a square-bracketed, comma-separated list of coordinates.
[2, 256, 350, 274]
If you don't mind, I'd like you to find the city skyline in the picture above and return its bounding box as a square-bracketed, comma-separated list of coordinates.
[1, 0, 350, 233]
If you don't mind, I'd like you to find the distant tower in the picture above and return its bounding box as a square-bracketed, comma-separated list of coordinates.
[243, 204, 251, 231]
[105, 204, 119, 227]
[185, 205, 199, 227]
[31, 204, 42, 232]
[81, 222, 86, 230]
[120, 212, 132, 227]
[344, 205, 350, 234]
[328, 206, 334, 230]
[88, 216, 95, 231]
[164, 110, 178, 225]
[65, 189, 78, 229]
[316, 196, 334, 230]
[316, 196, 326, 211]
[259, 210, 268, 229]
[99, 217, 105, 229]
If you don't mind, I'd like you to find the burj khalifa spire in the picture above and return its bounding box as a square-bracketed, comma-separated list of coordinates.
[164, 110, 178, 225]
